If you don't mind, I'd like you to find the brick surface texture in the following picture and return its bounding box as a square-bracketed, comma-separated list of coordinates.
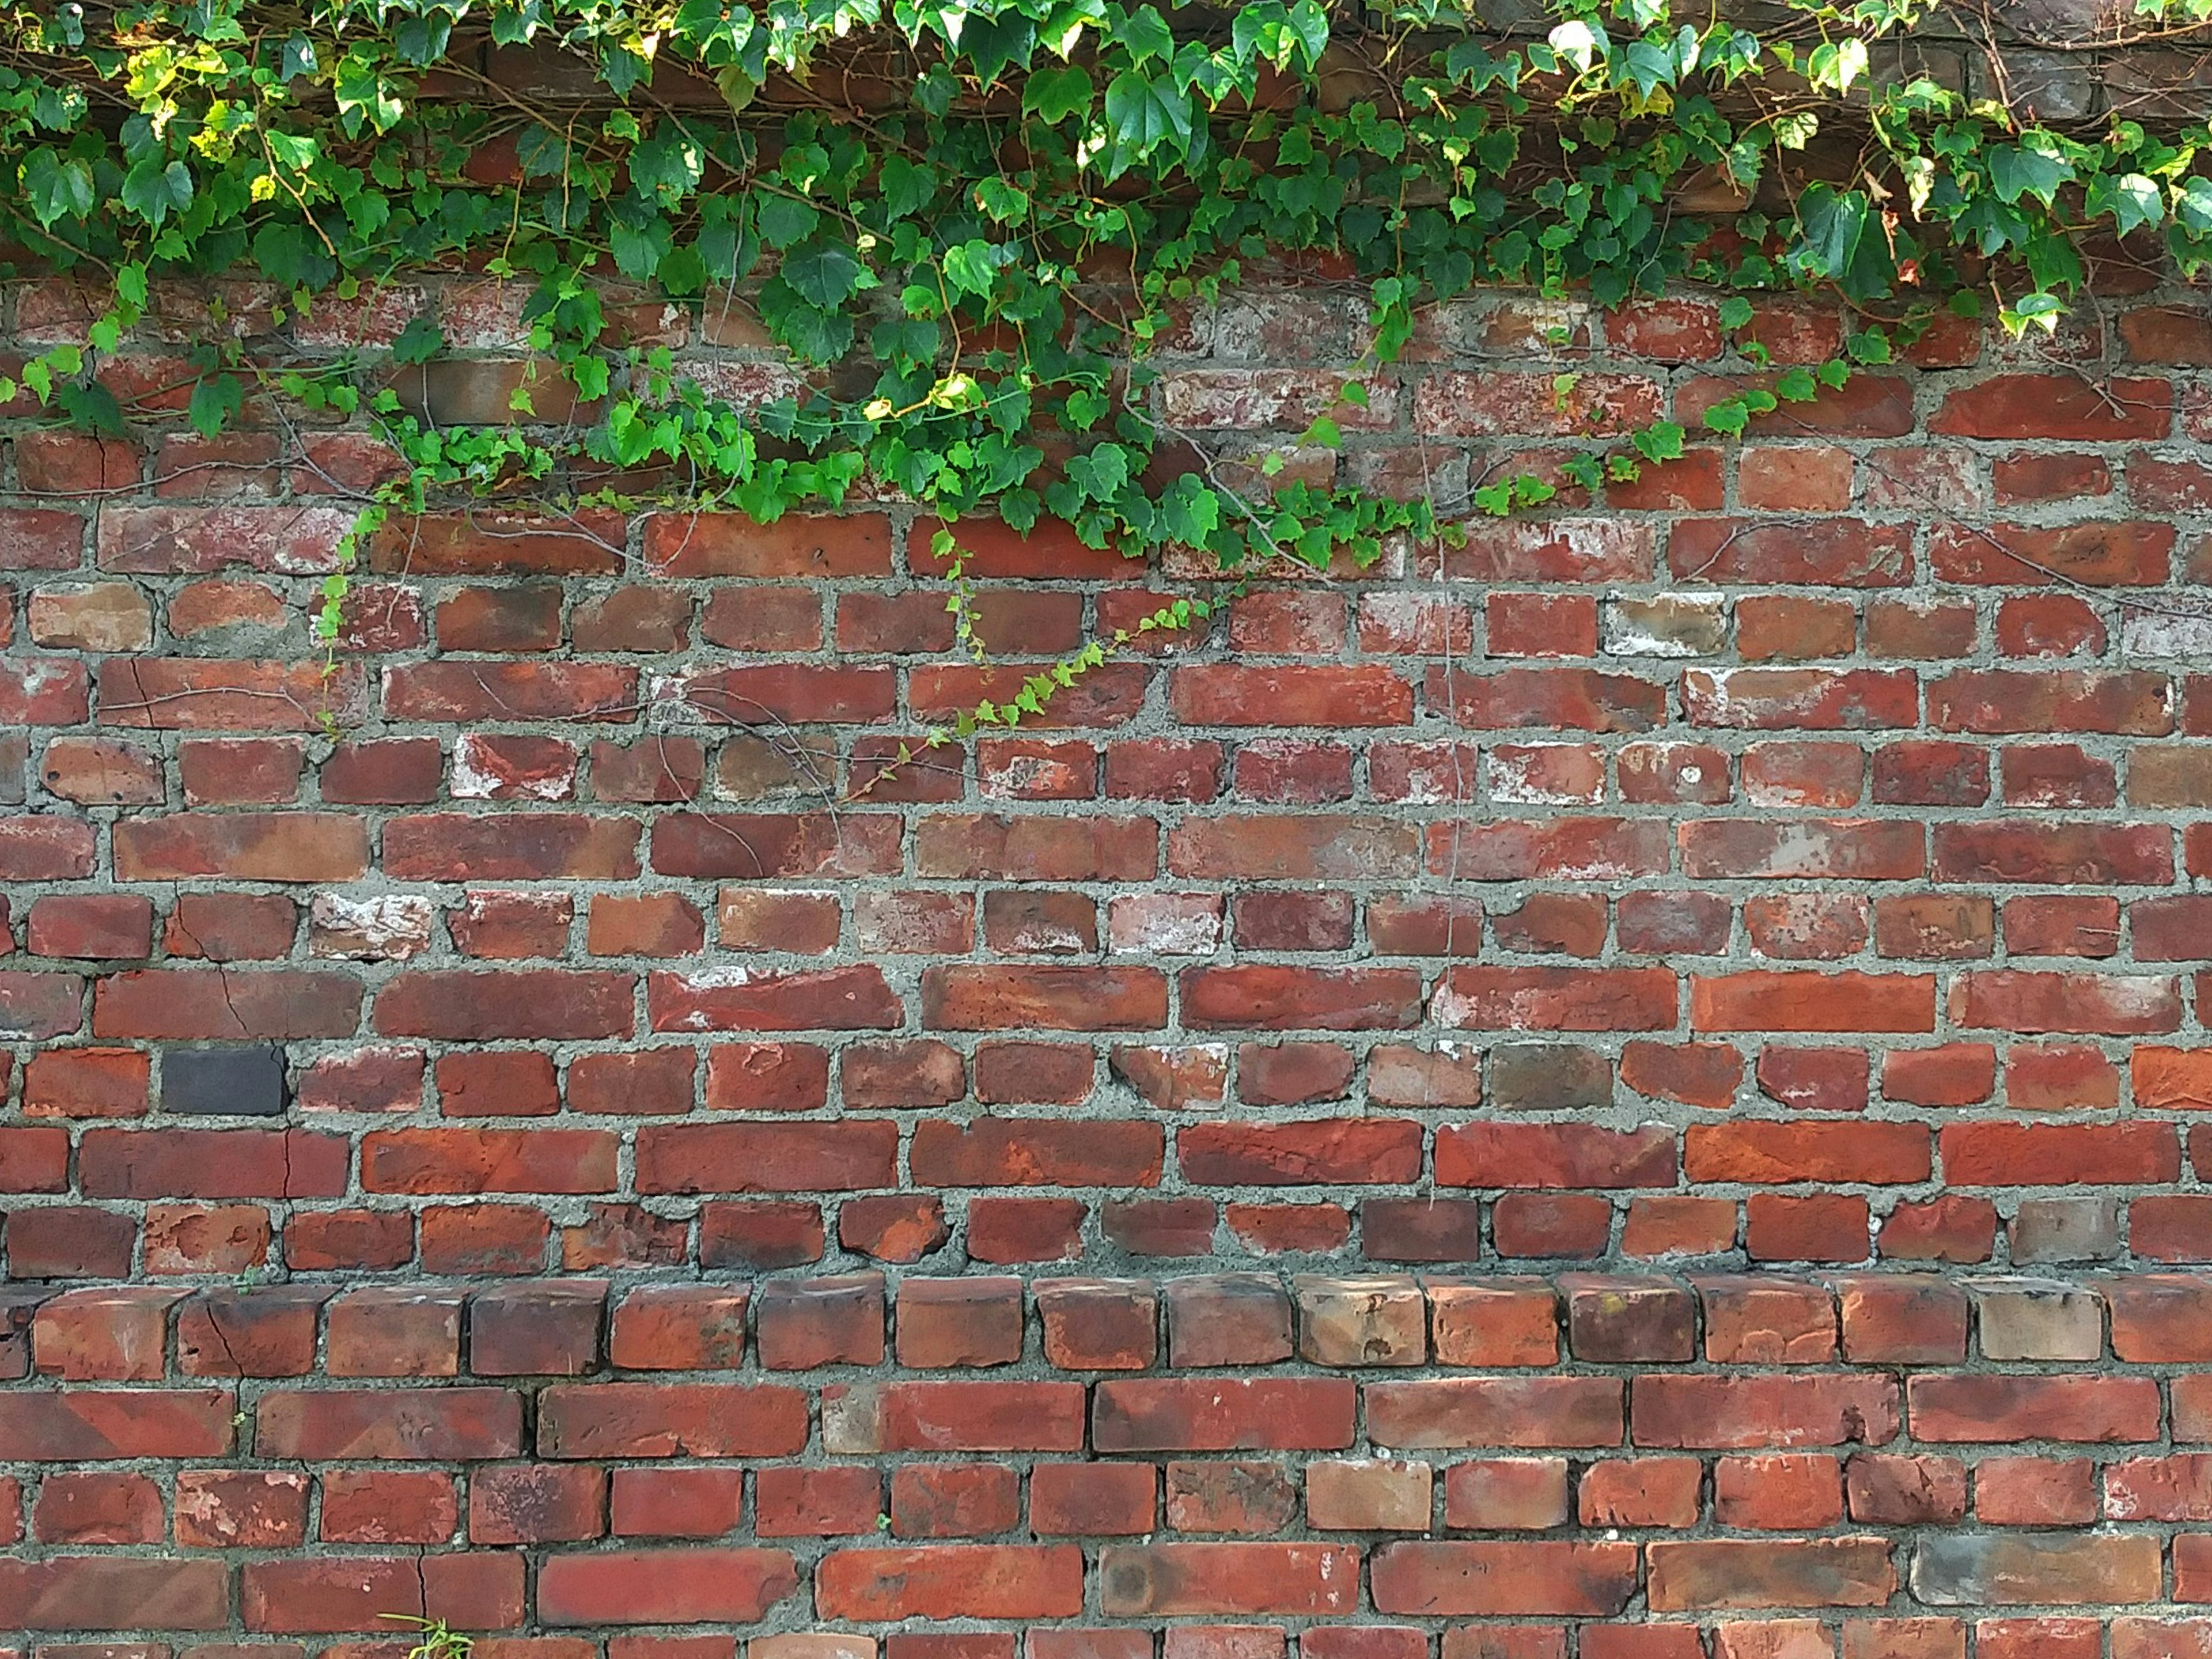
[3, 272, 2212, 1654]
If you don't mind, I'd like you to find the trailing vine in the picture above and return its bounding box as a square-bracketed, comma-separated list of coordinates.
[5, 0, 2212, 741]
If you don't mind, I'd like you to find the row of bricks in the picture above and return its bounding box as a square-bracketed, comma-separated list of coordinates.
[0, 270, 2159, 362]
[16, 1175, 2212, 1290]
[24, 880, 2212, 968]
[11, 1028, 2212, 1116]
[21, 743, 2212, 858]
[12, 567, 2212, 664]
[2, 1618, 2206, 1659]
[18, 881, 2212, 987]
[20, 1442, 2212, 1547]
[3, 1184, 2202, 1282]
[25, 808, 2212, 887]
[19, 821, 2212, 913]
[14, 1271, 2212, 1381]
[21, 1368, 2212, 1457]
[0, 268, 2199, 369]
[31, 727, 2212, 816]
[5, 373, 2207, 504]
[16, 960, 2212, 1040]
[14, 1112, 2212, 1200]
[7, 1530, 2212, 1627]
[0, 384, 2203, 533]
[24, 491, 2212, 589]
[17, 658, 2212, 737]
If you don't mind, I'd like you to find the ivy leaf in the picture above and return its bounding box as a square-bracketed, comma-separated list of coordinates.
[2179, 177, 2212, 235]
[1702, 397, 1751, 437]
[1844, 328, 1893, 365]
[2000, 291, 2066, 338]
[756, 194, 819, 249]
[1445, 38, 1517, 91]
[332, 54, 404, 134]
[974, 177, 1029, 224]
[878, 156, 937, 218]
[187, 372, 244, 438]
[391, 314, 445, 365]
[1285, 0, 1330, 65]
[959, 9, 1035, 82]
[870, 316, 940, 367]
[1806, 36, 1868, 92]
[781, 241, 865, 308]
[1718, 296, 1753, 331]
[1102, 70, 1192, 172]
[1112, 6, 1175, 67]
[267, 131, 319, 172]
[1067, 441, 1131, 499]
[253, 221, 335, 288]
[23, 149, 94, 226]
[1631, 420, 1685, 463]
[1775, 365, 1818, 402]
[630, 127, 706, 205]
[57, 379, 124, 437]
[1547, 17, 1609, 73]
[1794, 181, 1867, 281]
[1987, 141, 2071, 207]
[609, 215, 673, 279]
[1024, 63, 1093, 123]
[1232, 0, 1287, 63]
[765, 291, 855, 364]
[943, 239, 1001, 298]
[2094, 172, 2164, 237]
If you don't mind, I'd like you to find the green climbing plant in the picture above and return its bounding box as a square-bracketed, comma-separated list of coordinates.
[2, 0, 2210, 740]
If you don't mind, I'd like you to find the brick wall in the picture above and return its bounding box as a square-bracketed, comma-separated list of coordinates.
[5, 269, 2212, 1655]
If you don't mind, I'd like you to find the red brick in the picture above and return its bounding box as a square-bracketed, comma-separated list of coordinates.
[1179, 1119, 1421, 1185]
[1183, 965, 1422, 1030]
[1171, 665, 1411, 726]
[0, 1558, 230, 1630]
[33, 1470, 164, 1542]
[816, 1545, 1084, 1620]
[24, 1048, 150, 1119]
[969, 1197, 1088, 1262]
[1437, 1123, 1676, 1189]
[176, 1286, 323, 1376]
[175, 1469, 308, 1547]
[319, 1469, 457, 1543]
[1759, 1050, 1858, 1118]
[1427, 817, 1669, 881]
[1692, 971, 1933, 1033]
[470, 1463, 606, 1543]
[537, 1382, 808, 1459]
[1372, 1541, 1638, 1616]
[1908, 1375, 2160, 1442]
[1713, 1454, 1843, 1529]
[869, 1380, 1088, 1453]
[1095, 1377, 1355, 1451]
[608, 1466, 745, 1538]
[256, 1387, 521, 1459]
[1930, 669, 2172, 736]
[752, 1465, 880, 1536]
[1719, 1046, 1820, 1112]
[1846, 1455, 1968, 1525]
[99, 658, 358, 731]
[890, 1463, 1020, 1537]
[1032, 1462, 1156, 1535]
[1686, 1122, 1929, 1185]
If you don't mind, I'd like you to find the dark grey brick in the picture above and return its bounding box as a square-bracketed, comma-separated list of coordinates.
[162, 1045, 287, 1116]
